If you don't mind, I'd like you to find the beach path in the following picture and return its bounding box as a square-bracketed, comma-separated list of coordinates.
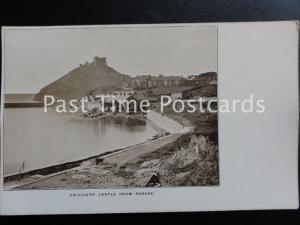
[103, 133, 182, 166]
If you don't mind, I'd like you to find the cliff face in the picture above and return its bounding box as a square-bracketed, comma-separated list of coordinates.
[34, 57, 131, 101]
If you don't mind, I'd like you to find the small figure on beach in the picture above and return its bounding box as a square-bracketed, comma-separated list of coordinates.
[19, 160, 25, 174]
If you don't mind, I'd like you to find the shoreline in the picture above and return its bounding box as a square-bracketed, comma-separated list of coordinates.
[4, 138, 153, 181]
[4, 110, 190, 189]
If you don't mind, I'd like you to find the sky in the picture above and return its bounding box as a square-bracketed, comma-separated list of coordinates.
[4, 25, 217, 93]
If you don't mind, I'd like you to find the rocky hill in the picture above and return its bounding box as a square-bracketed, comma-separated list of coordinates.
[34, 57, 131, 101]
[34, 56, 217, 101]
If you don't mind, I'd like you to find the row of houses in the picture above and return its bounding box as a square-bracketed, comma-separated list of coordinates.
[83, 86, 143, 113]
[131, 75, 185, 89]
[83, 73, 217, 113]
[131, 72, 217, 89]
[135, 78, 217, 101]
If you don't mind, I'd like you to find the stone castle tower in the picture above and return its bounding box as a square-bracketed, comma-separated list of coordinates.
[93, 56, 107, 67]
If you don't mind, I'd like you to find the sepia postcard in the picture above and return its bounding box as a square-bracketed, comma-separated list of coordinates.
[0, 22, 298, 214]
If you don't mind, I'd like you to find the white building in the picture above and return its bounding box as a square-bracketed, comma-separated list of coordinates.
[110, 89, 136, 101]
[171, 92, 182, 101]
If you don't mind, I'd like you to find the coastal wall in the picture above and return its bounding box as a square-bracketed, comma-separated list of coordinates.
[147, 110, 187, 133]
[5, 94, 43, 108]
[5, 102, 44, 108]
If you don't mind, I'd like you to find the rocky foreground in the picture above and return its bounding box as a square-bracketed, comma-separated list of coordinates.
[118, 107, 219, 187]
[117, 132, 219, 187]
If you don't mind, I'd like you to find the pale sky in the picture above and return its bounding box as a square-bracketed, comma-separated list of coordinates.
[4, 26, 217, 93]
